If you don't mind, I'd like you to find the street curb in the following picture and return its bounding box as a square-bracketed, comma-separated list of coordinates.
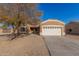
[41, 36, 51, 56]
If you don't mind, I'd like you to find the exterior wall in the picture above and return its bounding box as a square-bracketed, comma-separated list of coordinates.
[0, 28, 13, 35]
[61, 27, 65, 35]
[0, 29, 3, 33]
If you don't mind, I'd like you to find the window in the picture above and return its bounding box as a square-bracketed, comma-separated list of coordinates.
[68, 29, 72, 33]
[20, 27, 26, 32]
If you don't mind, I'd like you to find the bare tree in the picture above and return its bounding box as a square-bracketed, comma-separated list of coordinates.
[0, 3, 42, 40]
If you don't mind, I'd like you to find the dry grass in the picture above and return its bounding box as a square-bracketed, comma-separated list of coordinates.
[0, 34, 49, 56]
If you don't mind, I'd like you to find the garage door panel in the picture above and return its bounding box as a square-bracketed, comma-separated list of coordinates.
[42, 27, 62, 36]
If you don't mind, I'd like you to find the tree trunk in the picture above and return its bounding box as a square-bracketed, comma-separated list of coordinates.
[9, 21, 21, 40]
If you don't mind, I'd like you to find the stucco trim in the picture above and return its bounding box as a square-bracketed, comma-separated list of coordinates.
[40, 19, 65, 25]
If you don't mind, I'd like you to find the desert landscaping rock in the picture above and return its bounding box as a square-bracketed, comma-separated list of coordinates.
[0, 34, 49, 56]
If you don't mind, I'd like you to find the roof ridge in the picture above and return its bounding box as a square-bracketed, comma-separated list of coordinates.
[41, 19, 65, 24]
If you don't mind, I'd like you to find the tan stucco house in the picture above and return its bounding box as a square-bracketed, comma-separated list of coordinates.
[0, 19, 65, 36]
[40, 19, 65, 36]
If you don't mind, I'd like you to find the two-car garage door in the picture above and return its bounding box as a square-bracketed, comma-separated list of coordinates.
[42, 26, 62, 36]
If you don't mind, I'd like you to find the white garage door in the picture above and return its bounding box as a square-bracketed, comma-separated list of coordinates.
[42, 26, 62, 36]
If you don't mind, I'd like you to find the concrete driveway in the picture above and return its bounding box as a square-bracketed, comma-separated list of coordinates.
[44, 36, 79, 56]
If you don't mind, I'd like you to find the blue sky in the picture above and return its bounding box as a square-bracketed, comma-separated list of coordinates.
[38, 3, 79, 24]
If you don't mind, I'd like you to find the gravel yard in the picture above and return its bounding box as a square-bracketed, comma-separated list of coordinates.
[0, 34, 49, 56]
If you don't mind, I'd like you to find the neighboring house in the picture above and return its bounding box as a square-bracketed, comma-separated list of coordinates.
[40, 19, 65, 36]
[65, 21, 79, 35]
[0, 28, 13, 35]
[0, 25, 13, 35]
[2, 28, 13, 33]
